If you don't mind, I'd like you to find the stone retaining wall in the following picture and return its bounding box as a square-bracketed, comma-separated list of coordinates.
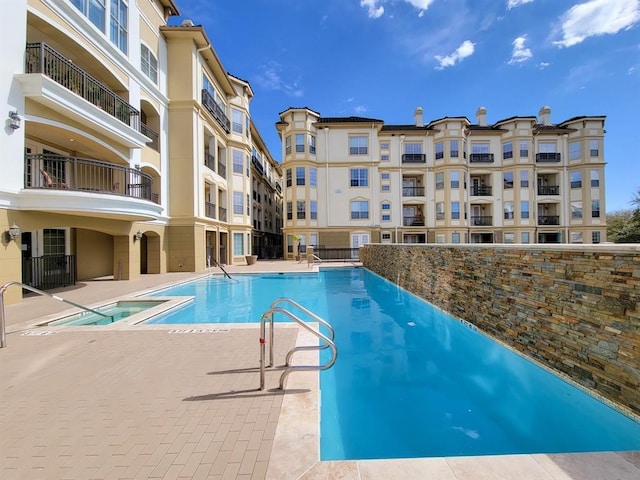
[360, 244, 640, 415]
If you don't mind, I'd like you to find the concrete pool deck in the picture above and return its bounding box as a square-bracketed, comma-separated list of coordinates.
[1, 260, 639, 479]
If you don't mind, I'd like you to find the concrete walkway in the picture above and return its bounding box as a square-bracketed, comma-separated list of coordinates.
[1, 260, 639, 479]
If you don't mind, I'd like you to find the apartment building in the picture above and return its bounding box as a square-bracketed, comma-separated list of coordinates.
[276, 106, 606, 259]
[1, 1, 280, 305]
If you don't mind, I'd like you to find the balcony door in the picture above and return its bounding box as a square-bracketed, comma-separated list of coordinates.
[351, 233, 370, 259]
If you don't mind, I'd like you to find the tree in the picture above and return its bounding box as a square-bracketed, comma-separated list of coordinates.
[607, 188, 640, 243]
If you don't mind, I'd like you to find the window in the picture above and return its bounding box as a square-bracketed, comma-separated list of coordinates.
[539, 142, 557, 153]
[310, 168, 317, 187]
[520, 201, 530, 219]
[232, 109, 243, 134]
[296, 167, 305, 186]
[382, 213, 391, 221]
[381, 184, 390, 192]
[504, 233, 515, 243]
[519, 140, 528, 157]
[503, 172, 514, 189]
[592, 231, 601, 244]
[350, 201, 369, 219]
[381, 172, 390, 180]
[521, 232, 530, 243]
[72, 0, 106, 32]
[285, 136, 291, 155]
[570, 171, 582, 188]
[381, 154, 390, 161]
[570, 232, 584, 244]
[380, 142, 389, 150]
[451, 171, 459, 188]
[451, 232, 460, 243]
[405, 143, 423, 155]
[451, 201, 460, 219]
[309, 135, 316, 154]
[590, 170, 600, 187]
[295, 133, 305, 153]
[233, 191, 243, 214]
[232, 150, 243, 174]
[520, 170, 529, 187]
[381, 203, 391, 222]
[592, 200, 600, 218]
[436, 202, 444, 220]
[140, 44, 157, 83]
[503, 142, 513, 159]
[381, 203, 391, 210]
[350, 168, 368, 187]
[472, 143, 489, 154]
[380, 142, 389, 162]
[436, 234, 446, 244]
[569, 141, 581, 160]
[286, 201, 292, 220]
[382, 232, 391, 240]
[43, 229, 66, 255]
[435, 172, 444, 190]
[233, 233, 244, 255]
[349, 136, 368, 155]
[247, 194, 250, 215]
[297, 201, 306, 219]
[571, 201, 583, 219]
[286, 168, 292, 187]
[435, 142, 444, 159]
[504, 201, 514, 220]
[310, 201, 317, 220]
[450, 140, 459, 158]
[589, 139, 599, 157]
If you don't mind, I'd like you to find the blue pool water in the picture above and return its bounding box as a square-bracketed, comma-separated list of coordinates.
[147, 268, 640, 459]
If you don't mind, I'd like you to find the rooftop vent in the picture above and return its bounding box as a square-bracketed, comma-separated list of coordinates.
[181, 19, 194, 27]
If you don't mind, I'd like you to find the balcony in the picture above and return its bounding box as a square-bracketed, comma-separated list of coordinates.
[205, 201, 216, 219]
[140, 123, 159, 151]
[469, 153, 494, 163]
[219, 207, 227, 222]
[402, 154, 426, 164]
[536, 153, 561, 163]
[403, 216, 425, 227]
[275, 182, 282, 193]
[25, 153, 154, 201]
[25, 43, 141, 132]
[201, 89, 230, 133]
[538, 185, 560, 195]
[251, 154, 265, 175]
[402, 186, 425, 197]
[205, 152, 216, 171]
[470, 216, 493, 226]
[470, 185, 492, 196]
[538, 215, 560, 225]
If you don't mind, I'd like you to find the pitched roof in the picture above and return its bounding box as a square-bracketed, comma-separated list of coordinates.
[380, 124, 434, 132]
[316, 116, 384, 124]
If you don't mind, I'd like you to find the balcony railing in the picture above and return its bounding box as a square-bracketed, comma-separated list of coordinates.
[403, 216, 425, 226]
[536, 153, 561, 163]
[25, 43, 140, 131]
[538, 215, 560, 225]
[538, 185, 560, 195]
[275, 182, 282, 193]
[471, 216, 493, 226]
[205, 152, 216, 171]
[218, 160, 227, 179]
[251, 154, 265, 175]
[25, 153, 154, 202]
[470, 185, 492, 196]
[219, 206, 227, 222]
[140, 123, 159, 151]
[402, 186, 425, 196]
[205, 201, 216, 219]
[469, 153, 494, 163]
[402, 153, 426, 163]
[201, 89, 230, 133]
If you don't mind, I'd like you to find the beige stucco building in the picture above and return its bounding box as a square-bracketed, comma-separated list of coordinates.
[276, 106, 607, 259]
[1, 1, 280, 305]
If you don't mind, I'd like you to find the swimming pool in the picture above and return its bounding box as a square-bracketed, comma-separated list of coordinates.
[147, 268, 640, 459]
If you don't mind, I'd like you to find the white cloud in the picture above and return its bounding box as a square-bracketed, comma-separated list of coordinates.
[554, 0, 640, 47]
[434, 40, 475, 69]
[508, 35, 533, 64]
[538, 61, 550, 69]
[507, 0, 534, 9]
[255, 61, 304, 97]
[361, 0, 384, 18]
[354, 105, 368, 114]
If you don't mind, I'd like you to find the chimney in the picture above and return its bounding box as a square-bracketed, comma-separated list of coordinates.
[476, 106, 487, 126]
[414, 106, 424, 127]
[180, 19, 194, 27]
[539, 106, 551, 125]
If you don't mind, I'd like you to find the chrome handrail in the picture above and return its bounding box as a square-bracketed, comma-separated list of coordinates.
[0, 281, 113, 348]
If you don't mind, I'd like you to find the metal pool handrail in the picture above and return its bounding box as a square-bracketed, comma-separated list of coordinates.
[0, 281, 113, 348]
[258, 297, 337, 390]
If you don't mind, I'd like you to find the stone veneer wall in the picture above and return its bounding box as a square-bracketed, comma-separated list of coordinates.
[360, 244, 640, 415]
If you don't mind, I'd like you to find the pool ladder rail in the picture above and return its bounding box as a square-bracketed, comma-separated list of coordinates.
[0, 281, 114, 348]
[259, 297, 337, 390]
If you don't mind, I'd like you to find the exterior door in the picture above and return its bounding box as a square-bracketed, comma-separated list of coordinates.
[351, 233, 370, 259]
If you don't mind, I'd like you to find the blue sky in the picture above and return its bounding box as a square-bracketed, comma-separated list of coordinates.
[171, 0, 640, 212]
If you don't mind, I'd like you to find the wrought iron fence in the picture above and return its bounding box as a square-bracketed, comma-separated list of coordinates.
[22, 255, 76, 290]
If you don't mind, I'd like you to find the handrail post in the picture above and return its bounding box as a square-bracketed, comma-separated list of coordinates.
[0, 288, 6, 348]
[269, 311, 274, 368]
[259, 313, 266, 390]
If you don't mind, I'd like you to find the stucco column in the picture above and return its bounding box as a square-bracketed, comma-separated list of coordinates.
[113, 235, 141, 281]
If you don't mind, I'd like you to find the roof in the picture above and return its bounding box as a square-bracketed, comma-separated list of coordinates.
[316, 116, 384, 124]
[278, 106, 321, 116]
[533, 124, 578, 133]
[380, 124, 434, 132]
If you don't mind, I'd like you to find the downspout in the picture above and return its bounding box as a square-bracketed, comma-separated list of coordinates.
[325, 127, 330, 227]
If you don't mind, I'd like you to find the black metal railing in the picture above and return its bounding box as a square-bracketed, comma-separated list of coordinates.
[205, 201, 216, 219]
[538, 215, 560, 225]
[218, 160, 227, 179]
[275, 182, 282, 193]
[205, 152, 216, 170]
[471, 216, 493, 226]
[403, 216, 425, 226]
[25, 43, 140, 131]
[401, 153, 426, 163]
[201, 89, 230, 133]
[25, 153, 153, 201]
[470, 185, 492, 196]
[469, 153, 494, 163]
[402, 186, 425, 196]
[314, 247, 360, 261]
[536, 153, 561, 162]
[251, 154, 264, 175]
[22, 255, 76, 290]
[538, 185, 560, 195]
[140, 123, 159, 151]
[219, 206, 227, 222]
